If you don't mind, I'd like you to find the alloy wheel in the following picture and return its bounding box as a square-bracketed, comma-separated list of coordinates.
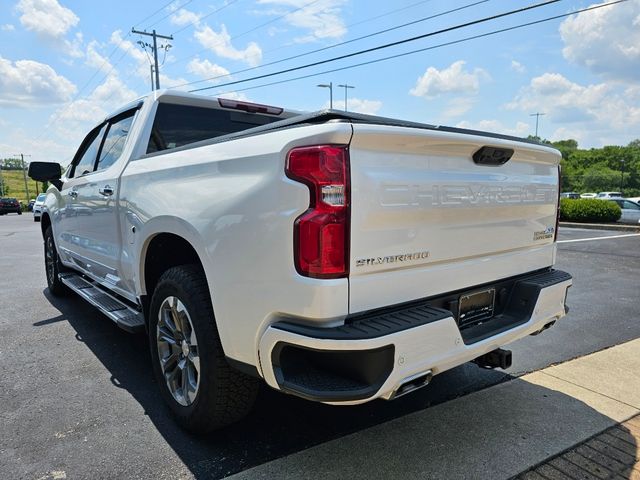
[156, 296, 200, 406]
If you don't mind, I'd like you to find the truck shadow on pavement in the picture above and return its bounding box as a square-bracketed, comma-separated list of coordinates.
[40, 291, 638, 480]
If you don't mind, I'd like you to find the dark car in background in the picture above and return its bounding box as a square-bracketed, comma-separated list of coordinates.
[0, 198, 22, 215]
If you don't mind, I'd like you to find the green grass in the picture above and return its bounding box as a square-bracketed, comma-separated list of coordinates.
[0, 170, 43, 204]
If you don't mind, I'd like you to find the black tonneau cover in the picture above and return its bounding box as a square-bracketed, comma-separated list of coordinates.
[140, 109, 544, 159]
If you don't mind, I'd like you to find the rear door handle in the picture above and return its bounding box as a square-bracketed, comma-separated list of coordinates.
[99, 185, 114, 196]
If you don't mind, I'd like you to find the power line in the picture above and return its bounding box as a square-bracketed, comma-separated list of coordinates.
[265, 0, 438, 58]
[146, 0, 194, 29]
[167, 0, 322, 68]
[171, 0, 242, 36]
[173, 0, 489, 89]
[203, 0, 627, 98]
[132, 29, 174, 90]
[191, 0, 562, 93]
[133, 0, 184, 29]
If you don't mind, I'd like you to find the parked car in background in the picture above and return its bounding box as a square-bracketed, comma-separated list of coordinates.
[32, 193, 46, 222]
[28, 199, 36, 211]
[580, 192, 597, 198]
[596, 192, 623, 199]
[560, 192, 580, 199]
[0, 197, 22, 215]
[606, 199, 640, 224]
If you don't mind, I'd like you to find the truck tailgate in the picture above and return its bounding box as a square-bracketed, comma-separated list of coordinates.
[348, 124, 560, 313]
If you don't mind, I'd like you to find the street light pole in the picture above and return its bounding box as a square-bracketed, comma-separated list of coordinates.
[337, 83, 355, 111]
[14, 153, 31, 202]
[317, 82, 333, 109]
[530, 112, 546, 138]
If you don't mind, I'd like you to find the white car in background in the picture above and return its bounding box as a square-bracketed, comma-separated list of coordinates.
[32, 193, 46, 222]
[606, 199, 640, 224]
[580, 192, 597, 198]
[596, 191, 623, 199]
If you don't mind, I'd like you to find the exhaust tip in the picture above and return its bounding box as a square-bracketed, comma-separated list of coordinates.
[391, 370, 433, 399]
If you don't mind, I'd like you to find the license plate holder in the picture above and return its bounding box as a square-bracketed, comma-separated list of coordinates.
[458, 288, 495, 327]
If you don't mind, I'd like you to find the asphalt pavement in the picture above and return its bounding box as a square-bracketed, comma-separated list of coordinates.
[1, 215, 639, 479]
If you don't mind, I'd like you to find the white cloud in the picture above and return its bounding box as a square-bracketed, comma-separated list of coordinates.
[111, 30, 148, 65]
[506, 72, 640, 146]
[322, 98, 382, 115]
[187, 58, 230, 81]
[16, 0, 79, 38]
[170, 8, 201, 27]
[64, 31, 84, 59]
[507, 72, 611, 123]
[85, 40, 113, 74]
[217, 91, 251, 102]
[510, 60, 525, 74]
[410, 61, 488, 98]
[560, 0, 640, 81]
[456, 120, 530, 138]
[443, 97, 476, 119]
[194, 24, 262, 66]
[1, 24, 16, 32]
[0, 56, 76, 107]
[257, 0, 348, 43]
[49, 75, 139, 144]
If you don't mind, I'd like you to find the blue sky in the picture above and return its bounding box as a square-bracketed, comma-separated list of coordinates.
[0, 0, 639, 163]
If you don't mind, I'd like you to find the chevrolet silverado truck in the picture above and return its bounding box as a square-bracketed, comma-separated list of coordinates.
[29, 90, 571, 433]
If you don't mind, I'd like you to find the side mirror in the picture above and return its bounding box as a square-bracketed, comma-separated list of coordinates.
[28, 162, 63, 190]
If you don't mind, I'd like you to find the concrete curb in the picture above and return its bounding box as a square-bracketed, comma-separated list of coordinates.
[560, 222, 640, 232]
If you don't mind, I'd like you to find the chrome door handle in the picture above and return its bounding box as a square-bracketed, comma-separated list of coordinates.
[67, 191, 77, 199]
[99, 185, 114, 196]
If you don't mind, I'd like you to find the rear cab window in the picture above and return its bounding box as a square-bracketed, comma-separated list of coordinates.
[146, 103, 285, 154]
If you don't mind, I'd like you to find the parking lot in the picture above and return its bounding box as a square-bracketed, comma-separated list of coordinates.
[1, 214, 639, 479]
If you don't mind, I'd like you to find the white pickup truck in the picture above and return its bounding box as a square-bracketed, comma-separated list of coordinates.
[29, 90, 571, 433]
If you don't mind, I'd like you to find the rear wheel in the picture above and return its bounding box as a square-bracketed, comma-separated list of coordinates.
[148, 265, 258, 433]
[44, 227, 69, 296]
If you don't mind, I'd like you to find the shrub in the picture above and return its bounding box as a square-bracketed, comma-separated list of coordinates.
[560, 198, 621, 223]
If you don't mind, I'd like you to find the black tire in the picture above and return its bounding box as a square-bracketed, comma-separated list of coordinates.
[44, 226, 69, 296]
[148, 264, 258, 433]
[34, 217, 40, 222]
[17, 211, 22, 215]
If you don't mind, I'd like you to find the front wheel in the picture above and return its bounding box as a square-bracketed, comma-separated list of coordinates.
[148, 265, 259, 433]
[44, 227, 69, 296]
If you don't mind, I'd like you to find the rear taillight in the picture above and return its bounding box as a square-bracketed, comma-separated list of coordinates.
[285, 145, 350, 279]
[555, 164, 561, 242]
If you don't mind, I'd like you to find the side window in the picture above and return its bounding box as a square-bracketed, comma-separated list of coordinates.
[71, 124, 107, 178]
[96, 113, 135, 172]
[623, 201, 640, 210]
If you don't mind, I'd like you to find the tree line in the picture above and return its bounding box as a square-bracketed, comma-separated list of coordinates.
[534, 137, 640, 197]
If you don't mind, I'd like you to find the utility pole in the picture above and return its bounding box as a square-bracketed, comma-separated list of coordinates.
[14, 153, 31, 202]
[620, 158, 625, 192]
[530, 112, 546, 138]
[131, 28, 173, 90]
[0, 159, 4, 196]
[337, 84, 355, 112]
[317, 82, 333, 109]
[149, 64, 155, 91]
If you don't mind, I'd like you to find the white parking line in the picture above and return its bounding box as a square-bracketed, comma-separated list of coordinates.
[558, 232, 640, 244]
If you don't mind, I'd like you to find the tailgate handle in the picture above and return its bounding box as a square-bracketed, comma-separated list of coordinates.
[473, 146, 514, 166]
